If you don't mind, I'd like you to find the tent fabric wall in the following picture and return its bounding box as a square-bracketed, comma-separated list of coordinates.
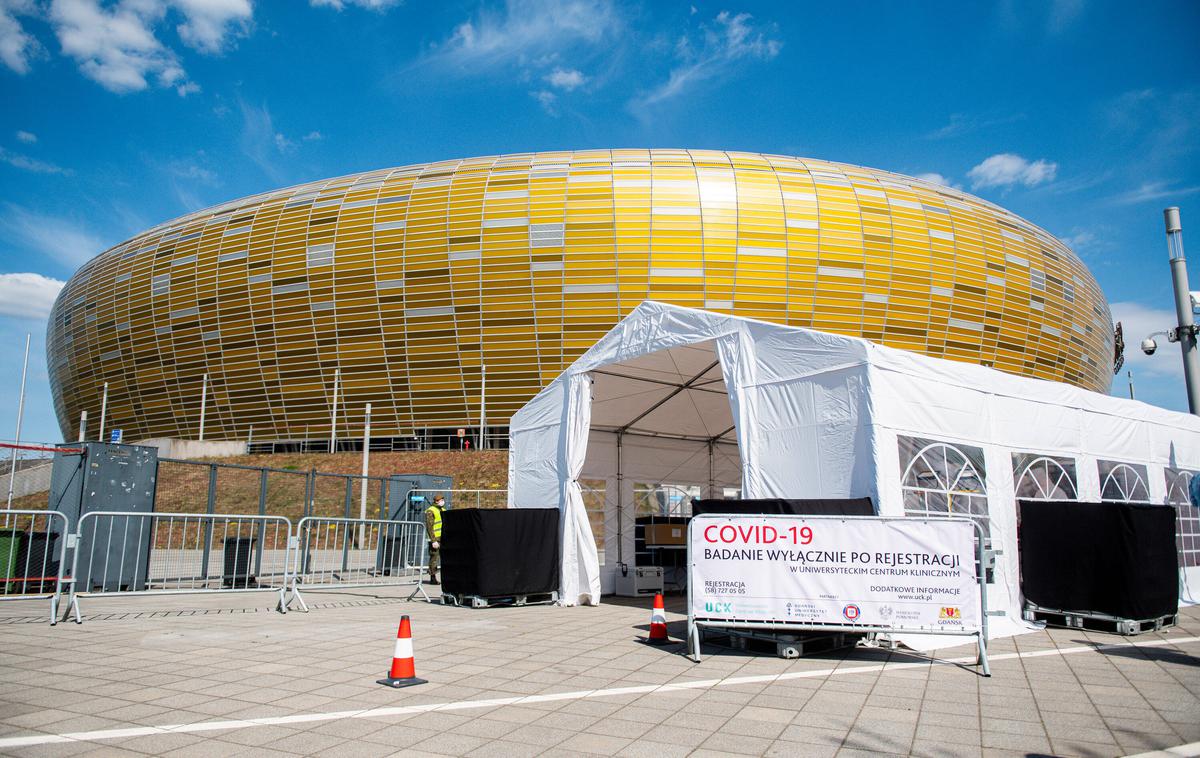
[509, 301, 1200, 632]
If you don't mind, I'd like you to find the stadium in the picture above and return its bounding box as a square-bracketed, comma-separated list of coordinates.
[46, 149, 1115, 445]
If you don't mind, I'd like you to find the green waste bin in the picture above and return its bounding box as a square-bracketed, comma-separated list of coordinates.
[0, 529, 21, 595]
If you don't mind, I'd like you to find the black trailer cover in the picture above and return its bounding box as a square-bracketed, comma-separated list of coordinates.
[441, 508, 560, 597]
[693, 497, 875, 517]
[1019, 500, 1178, 620]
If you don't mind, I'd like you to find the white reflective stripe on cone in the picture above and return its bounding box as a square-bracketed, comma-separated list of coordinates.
[651, 610, 666, 623]
[393, 638, 413, 659]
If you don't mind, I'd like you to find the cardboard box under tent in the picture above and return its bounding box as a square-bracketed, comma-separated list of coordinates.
[507, 301, 1200, 648]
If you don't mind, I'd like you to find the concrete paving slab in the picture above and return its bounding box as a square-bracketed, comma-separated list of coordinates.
[0, 590, 1196, 756]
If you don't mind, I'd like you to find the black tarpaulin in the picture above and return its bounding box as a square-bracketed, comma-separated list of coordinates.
[693, 497, 875, 517]
[1019, 500, 1178, 620]
[441, 508, 560, 598]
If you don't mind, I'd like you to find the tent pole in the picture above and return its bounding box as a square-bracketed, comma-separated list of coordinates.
[708, 440, 714, 499]
[616, 431, 623, 569]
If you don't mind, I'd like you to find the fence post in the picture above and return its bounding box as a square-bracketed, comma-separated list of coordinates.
[255, 469, 268, 578]
[305, 468, 314, 519]
[378, 478, 387, 519]
[302, 469, 315, 575]
[201, 464, 217, 582]
[342, 477, 353, 570]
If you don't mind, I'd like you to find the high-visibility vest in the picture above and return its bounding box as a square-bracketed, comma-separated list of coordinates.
[426, 504, 443, 540]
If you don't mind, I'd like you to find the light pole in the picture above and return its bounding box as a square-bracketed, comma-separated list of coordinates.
[480, 363, 487, 450]
[1142, 208, 1200, 415]
[6, 333, 30, 509]
[359, 403, 371, 547]
[98, 381, 109, 444]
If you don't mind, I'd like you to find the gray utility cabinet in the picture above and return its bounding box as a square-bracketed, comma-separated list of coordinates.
[374, 474, 452, 575]
[48, 442, 158, 592]
[387, 474, 453, 522]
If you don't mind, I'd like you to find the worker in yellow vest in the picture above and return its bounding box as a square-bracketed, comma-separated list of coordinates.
[425, 494, 445, 584]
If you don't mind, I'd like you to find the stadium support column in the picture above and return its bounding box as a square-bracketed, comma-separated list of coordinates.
[98, 381, 108, 444]
[1164, 207, 1200, 415]
[199, 374, 208, 441]
[330, 368, 341, 453]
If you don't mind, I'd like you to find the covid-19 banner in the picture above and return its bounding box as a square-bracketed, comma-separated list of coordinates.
[690, 516, 980, 632]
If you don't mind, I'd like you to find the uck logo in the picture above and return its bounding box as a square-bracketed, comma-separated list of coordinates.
[705, 601, 733, 614]
[842, 604, 861, 621]
[939, 606, 961, 620]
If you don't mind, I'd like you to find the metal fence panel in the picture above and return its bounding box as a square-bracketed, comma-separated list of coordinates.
[213, 464, 263, 515]
[154, 460, 212, 514]
[409, 488, 507, 511]
[0, 509, 69, 624]
[263, 468, 309, 523]
[288, 517, 428, 611]
[66, 511, 293, 623]
[310, 473, 352, 519]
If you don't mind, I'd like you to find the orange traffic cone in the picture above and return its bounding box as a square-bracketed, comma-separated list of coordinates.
[377, 615, 428, 688]
[645, 593, 670, 645]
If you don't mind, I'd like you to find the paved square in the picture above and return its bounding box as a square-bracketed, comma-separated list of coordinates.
[0, 589, 1196, 757]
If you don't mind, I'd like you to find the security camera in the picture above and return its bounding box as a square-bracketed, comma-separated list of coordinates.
[1141, 338, 1158, 356]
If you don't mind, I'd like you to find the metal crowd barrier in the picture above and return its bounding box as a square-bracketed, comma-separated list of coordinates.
[0, 509, 69, 625]
[65, 512, 293, 623]
[287, 517, 430, 611]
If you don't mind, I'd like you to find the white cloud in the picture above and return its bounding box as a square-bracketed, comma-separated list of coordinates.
[433, 0, 618, 67]
[48, 0, 252, 94]
[50, 0, 188, 93]
[632, 10, 780, 111]
[302, 130, 322, 141]
[0, 147, 71, 175]
[925, 112, 1026, 140]
[167, 158, 216, 184]
[531, 89, 556, 115]
[915, 172, 960, 189]
[545, 67, 585, 91]
[1057, 229, 1096, 251]
[15, 130, 35, 143]
[0, 204, 107, 268]
[1110, 181, 1200, 206]
[0, 0, 41, 74]
[0, 273, 65, 321]
[239, 100, 284, 181]
[1048, 0, 1084, 33]
[171, 0, 251, 53]
[967, 153, 1058, 190]
[311, 0, 401, 10]
[1111, 301, 1186, 386]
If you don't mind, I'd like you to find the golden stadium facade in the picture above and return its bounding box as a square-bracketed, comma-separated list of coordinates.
[47, 150, 1114, 443]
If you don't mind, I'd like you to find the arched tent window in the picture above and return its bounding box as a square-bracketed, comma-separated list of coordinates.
[1097, 460, 1151, 503]
[1012, 454, 1078, 501]
[899, 436, 990, 538]
[1165, 468, 1199, 568]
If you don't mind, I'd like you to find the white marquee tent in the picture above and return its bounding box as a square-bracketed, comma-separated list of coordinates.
[507, 301, 1200, 642]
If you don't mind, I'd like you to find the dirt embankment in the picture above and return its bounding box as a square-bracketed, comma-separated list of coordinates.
[13, 450, 510, 518]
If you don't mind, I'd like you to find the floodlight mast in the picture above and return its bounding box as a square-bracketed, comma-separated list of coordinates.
[1164, 207, 1200, 415]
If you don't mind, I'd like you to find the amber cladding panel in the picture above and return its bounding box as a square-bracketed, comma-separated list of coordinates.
[47, 151, 1115, 441]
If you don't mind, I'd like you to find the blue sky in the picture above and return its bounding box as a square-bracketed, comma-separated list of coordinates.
[0, 0, 1197, 443]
